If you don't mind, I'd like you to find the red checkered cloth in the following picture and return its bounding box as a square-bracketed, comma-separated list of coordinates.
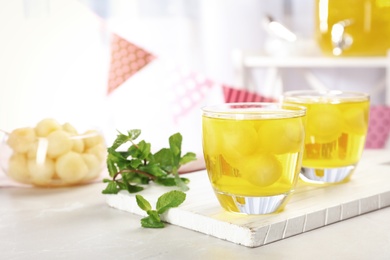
[222, 86, 277, 103]
[365, 105, 390, 149]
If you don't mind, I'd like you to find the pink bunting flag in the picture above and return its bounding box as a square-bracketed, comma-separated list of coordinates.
[365, 105, 390, 149]
[222, 85, 277, 103]
[107, 33, 155, 94]
[171, 69, 216, 123]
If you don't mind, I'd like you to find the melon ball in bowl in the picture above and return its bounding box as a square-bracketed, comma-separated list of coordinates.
[0, 118, 107, 187]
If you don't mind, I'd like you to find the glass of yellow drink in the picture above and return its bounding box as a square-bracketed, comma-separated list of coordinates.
[201, 102, 306, 214]
[283, 90, 370, 184]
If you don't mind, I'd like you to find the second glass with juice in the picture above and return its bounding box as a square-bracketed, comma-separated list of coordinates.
[283, 90, 370, 184]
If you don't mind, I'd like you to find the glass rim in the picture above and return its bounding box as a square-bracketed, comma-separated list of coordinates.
[282, 89, 370, 103]
[201, 102, 306, 119]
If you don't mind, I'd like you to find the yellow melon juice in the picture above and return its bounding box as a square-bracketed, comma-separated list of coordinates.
[283, 90, 370, 184]
[315, 0, 390, 56]
[202, 103, 306, 214]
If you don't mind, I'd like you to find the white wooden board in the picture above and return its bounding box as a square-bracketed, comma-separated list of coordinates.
[105, 150, 390, 248]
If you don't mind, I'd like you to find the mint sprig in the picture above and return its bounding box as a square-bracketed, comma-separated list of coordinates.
[136, 190, 186, 228]
[102, 129, 196, 194]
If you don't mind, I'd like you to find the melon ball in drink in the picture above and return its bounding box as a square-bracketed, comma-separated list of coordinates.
[239, 153, 283, 187]
[307, 104, 342, 143]
[202, 118, 225, 157]
[342, 106, 368, 135]
[220, 121, 258, 168]
[257, 118, 304, 154]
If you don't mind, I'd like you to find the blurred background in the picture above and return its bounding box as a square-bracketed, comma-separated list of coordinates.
[0, 0, 389, 153]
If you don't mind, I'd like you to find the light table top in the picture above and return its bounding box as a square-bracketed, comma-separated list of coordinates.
[1, 150, 390, 259]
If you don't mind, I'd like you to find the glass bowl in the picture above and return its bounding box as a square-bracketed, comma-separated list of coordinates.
[0, 118, 107, 187]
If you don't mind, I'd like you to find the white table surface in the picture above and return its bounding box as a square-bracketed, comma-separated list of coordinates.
[1, 152, 390, 259]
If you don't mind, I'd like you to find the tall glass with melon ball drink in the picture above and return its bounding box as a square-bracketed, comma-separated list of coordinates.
[202, 102, 306, 214]
[283, 90, 370, 184]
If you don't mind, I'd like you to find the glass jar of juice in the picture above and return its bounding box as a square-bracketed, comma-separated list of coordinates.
[315, 0, 390, 56]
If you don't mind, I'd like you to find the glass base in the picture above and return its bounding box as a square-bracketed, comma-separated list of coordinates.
[215, 191, 290, 214]
[300, 165, 356, 184]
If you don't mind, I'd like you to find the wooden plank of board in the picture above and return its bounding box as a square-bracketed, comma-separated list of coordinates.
[105, 150, 390, 247]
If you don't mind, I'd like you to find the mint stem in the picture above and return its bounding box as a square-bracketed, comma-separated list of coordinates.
[113, 169, 157, 181]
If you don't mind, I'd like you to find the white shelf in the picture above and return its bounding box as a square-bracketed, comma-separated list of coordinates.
[232, 50, 390, 105]
[244, 55, 388, 68]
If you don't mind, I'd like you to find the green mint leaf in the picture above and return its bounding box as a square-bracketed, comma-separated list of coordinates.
[107, 151, 130, 169]
[140, 216, 165, 228]
[174, 178, 189, 191]
[122, 171, 149, 185]
[138, 163, 166, 177]
[117, 175, 145, 193]
[116, 180, 126, 189]
[106, 156, 118, 177]
[135, 194, 152, 211]
[120, 181, 144, 193]
[129, 158, 143, 169]
[127, 185, 144, 193]
[109, 134, 128, 151]
[102, 181, 120, 194]
[154, 176, 190, 186]
[110, 129, 141, 151]
[126, 129, 141, 140]
[128, 140, 151, 160]
[180, 177, 190, 184]
[169, 133, 182, 167]
[146, 210, 161, 222]
[156, 190, 186, 214]
[173, 169, 190, 191]
[110, 132, 130, 151]
[152, 148, 174, 172]
[137, 196, 165, 228]
[116, 151, 130, 160]
[180, 152, 197, 166]
[154, 177, 176, 186]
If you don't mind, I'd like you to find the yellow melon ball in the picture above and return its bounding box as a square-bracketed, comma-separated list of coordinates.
[70, 138, 85, 153]
[46, 130, 72, 159]
[35, 118, 62, 137]
[221, 122, 258, 167]
[202, 117, 226, 157]
[28, 157, 55, 186]
[81, 153, 103, 180]
[83, 130, 105, 149]
[7, 127, 36, 153]
[55, 151, 89, 184]
[86, 143, 107, 161]
[257, 118, 304, 154]
[342, 107, 368, 135]
[307, 105, 343, 144]
[7, 153, 31, 184]
[26, 140, 39, 159]
[27, 138, 50, 161]
[62, 122, 78, 135]
[240, 154, 283, 187]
